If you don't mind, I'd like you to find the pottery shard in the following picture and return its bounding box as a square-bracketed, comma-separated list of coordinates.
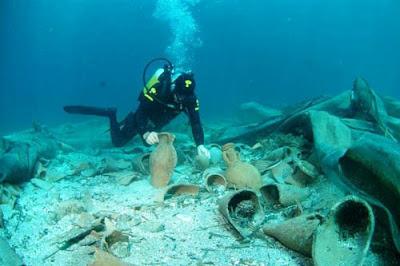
[116, 174, 137, 186]
[103, 231, 129, 248]
[163, 184, 200, 201]
[260, 183, 310, 208]
[101, 158, 131, 172]
[105, 171, 137, 186]
[89, 249, 128, 266]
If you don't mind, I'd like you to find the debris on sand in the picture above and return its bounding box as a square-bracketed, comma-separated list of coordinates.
[1, 78, 399, 265]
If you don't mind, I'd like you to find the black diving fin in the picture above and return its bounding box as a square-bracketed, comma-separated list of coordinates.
[63, 105, 117, 117]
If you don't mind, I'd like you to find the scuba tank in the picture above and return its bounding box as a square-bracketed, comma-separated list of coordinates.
[144, 68, 164, 90]
[141, 58, 176, 109]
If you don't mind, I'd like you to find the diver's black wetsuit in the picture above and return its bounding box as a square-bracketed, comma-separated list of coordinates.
[108, 76, 204, 147]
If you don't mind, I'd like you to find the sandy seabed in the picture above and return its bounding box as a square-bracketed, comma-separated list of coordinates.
[0, 117, 393, 265]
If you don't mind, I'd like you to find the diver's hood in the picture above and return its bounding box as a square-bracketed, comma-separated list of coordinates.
[173, 72, 196, 95]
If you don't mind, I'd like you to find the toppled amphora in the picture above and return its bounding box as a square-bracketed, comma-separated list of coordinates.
[263, 213, 324, 256]
[260, 183, 309, 209]
[313, 196, 375, 266]
[218, 189, 264, 238]
[222, 143, 262, 189]
[203, 168, 227, 193]
[149, 133, 177, 188]
[163, 183, 200, 201]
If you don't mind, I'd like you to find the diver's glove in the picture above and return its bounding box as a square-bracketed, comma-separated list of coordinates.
[143, 132, 159, 145]
[197, 145, 211, 159]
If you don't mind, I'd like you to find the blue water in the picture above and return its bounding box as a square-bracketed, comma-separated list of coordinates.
[1, 0, 400, 134]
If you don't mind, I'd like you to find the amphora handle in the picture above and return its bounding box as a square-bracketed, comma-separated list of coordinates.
[222, 143, 240, 166]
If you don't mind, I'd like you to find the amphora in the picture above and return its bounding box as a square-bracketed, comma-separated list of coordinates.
[222, 143, 262, 189]
[313, 196, 375, 266]
[149, 133, 177, 188]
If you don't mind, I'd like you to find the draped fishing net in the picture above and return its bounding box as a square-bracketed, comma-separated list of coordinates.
[211, 78, 400, 253]
[308, 111, 400, 253]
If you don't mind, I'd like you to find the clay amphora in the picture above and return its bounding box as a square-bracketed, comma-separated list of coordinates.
[222, 143, 262, 189]
[203, 168, 227, 193]
[194, 154, 210, 171]
[209, 144, 223, 165]
[263, 213, 324, 256]
[313, 196, 375, 266]
[149, 133, 177, 188]
[163, 183, 200, 201]
[260, 183, 310, 209]
[218, 189, 265, 238]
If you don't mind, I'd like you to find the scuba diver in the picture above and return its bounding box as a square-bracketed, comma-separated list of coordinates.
[64, 58, 210, 159]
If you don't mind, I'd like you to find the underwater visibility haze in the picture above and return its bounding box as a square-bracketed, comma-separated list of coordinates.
[1, 0, 400, 133]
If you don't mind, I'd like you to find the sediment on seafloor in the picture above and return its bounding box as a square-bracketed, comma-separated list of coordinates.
[1, 79, 400, 265]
